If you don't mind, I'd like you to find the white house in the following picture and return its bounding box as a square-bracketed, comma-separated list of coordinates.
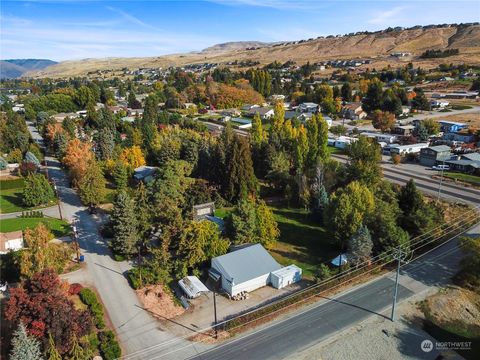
[430, 100, 450, 108]
[389, 143, 429, 155]
[247, 106, 274, 120]
[360, 132, 397, 144]
[0, 231, 24, 254]
[209, 244, 282, 297]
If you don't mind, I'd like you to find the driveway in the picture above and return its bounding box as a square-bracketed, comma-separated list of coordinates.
[25, 121, 205, 358]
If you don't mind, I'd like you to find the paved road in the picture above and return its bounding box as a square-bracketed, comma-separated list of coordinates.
[25, 121, 205, 358]
[183, 225, 477, 360]
[332, 154, 480, 205]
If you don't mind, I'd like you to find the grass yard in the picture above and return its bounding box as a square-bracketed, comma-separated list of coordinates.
[0, 178, 56, 214]
[444, 172, 480, 186]
[0, 179, 26, 213]
[326, 146, 345, 156]
[214, 205, 337, 279]
[270, 206, 337, 279]
[0, 217, 71, 238]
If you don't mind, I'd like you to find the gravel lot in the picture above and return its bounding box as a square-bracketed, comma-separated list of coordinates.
[290, 291, 465, 360]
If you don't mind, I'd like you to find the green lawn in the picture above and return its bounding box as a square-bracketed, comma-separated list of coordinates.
[214, 205, 336, 279]
[0, 217, 71, 238]
[0, 179, 26, 214]
[270, 206, 336, 279]
[327, 146, 345, 156]
[444, 172, 480, 186]
[0, 178, 56, 214]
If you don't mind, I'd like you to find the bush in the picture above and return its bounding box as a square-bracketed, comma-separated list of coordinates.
[98, 330, 121, 360]
[314, 264, 332, 282]
[18, 162, 37, 176]
[68, 283, 83, 295]
[79, 288, 105, 329]
[391, 153, 401, 165]
[22, 173, 55, 207]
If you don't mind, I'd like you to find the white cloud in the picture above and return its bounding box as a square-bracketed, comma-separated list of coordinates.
[368, 6, 408, 25]
[0, 12, 221, 60]
[207, 0, 326, 11]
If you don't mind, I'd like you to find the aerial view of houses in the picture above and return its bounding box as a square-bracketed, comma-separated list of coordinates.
[1, 1, 480, 360]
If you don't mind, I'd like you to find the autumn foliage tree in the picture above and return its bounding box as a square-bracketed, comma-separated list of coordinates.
[372, 110, 395, 132]
[4, 268, 93, 355]
[19, 223, 72, 278]
[119, 145, 146, 171]
[62, 139, 94, 186]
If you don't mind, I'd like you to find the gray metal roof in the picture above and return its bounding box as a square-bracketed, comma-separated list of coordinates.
[426, 145, 451, 153]
[212, 244, 281, 284]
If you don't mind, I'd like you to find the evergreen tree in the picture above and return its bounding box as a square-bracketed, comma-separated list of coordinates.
[362, 80, 383, 113]
[54, 132, 68, 159]
[10, 322, 42, 360]
[111, 190, 139, 256]
[414, 121, 429, 141]
[23, 173, 55, 207]
[348, 225, 373, 265]
[95, 128, 115, 160]
[341, 82, 353, 102]
[398, 179, 423, 214]
[24, 151, 40, 167]
[225, 136, 258, 202]
[112, 161, 129, 189]
[78, 160, 106, 207]
[67, 335, 85, 360]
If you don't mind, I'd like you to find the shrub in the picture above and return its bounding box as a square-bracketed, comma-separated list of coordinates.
[391, 153, 401, 165]
[68, 283, 83, 295]
[314, 264, 331, 282]
[79, 288, 105, 329]
[18, 162, 37, 176]
[98, 330, 121, 360]
[23, 173, 55, 207]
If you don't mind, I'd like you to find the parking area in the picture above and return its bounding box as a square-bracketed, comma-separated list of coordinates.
[163, 280, 307, 338]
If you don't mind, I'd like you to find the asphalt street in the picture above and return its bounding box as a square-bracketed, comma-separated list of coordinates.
[187, 231, 475, 360]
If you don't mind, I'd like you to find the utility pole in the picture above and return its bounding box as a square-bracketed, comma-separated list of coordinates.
[72, 221, 80, 261]
[53, 181, 63, 220]
[436, 158, 446, 202]
[213, 289, 218, 339]
[391, 248, 406, 321]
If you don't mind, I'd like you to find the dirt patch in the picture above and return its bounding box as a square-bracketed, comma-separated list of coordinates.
[429, 110, 480, 128]
[424, 287, 480, 327]
[136, 285, 185, 320]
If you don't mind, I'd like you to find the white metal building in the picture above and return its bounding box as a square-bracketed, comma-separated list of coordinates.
[271, 265, 302, 289]
[390, 143, 429, 155]
[178, 276, 210, 299]
[210, 244, 282, 297]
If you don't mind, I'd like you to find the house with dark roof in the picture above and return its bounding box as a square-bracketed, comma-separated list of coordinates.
[247, 106, 274, 119]
[445, 153, 480, 174]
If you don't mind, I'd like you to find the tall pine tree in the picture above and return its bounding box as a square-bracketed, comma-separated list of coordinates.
[10, 323, 42, 360]
[110, 190, 139, 256]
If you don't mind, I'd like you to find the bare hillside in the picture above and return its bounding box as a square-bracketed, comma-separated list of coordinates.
[27, 25, 480, 78]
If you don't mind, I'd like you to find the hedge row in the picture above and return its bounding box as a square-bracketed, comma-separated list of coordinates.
[99, 330, 122, 360]
[79, 288, 105, 329]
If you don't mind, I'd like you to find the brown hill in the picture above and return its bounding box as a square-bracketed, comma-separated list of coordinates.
[27, 25, 480, 78]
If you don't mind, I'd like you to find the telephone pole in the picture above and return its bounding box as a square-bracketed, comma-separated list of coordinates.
[391, 248, 407, 321]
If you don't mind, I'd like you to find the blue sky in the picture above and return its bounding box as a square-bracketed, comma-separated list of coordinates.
[1, 0, 479, 61]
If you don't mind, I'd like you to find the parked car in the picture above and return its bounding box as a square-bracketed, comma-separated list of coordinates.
[432, 164, 450, 171]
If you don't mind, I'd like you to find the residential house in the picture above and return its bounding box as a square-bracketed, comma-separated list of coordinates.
[392, 125, 415, 136]
[52, 112, 78, 122]
[439, 121, 468, 133]
[445, 153, 480, 174]
[133, 166, 158, 183]
[247, 106, 274, 120]
[360, 132, 397, 144]
[0, 231, 24, 254]
[341, 102, 367, 120]
[430, 100, 449, 108]
[298, 102, 319, 113]
[241, 104, 260, 111]
[419, 145, 452, 166]
[443, 132, 476, 143]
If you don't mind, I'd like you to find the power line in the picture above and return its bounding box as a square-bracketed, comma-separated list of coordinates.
[120, 210, 479, 360]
